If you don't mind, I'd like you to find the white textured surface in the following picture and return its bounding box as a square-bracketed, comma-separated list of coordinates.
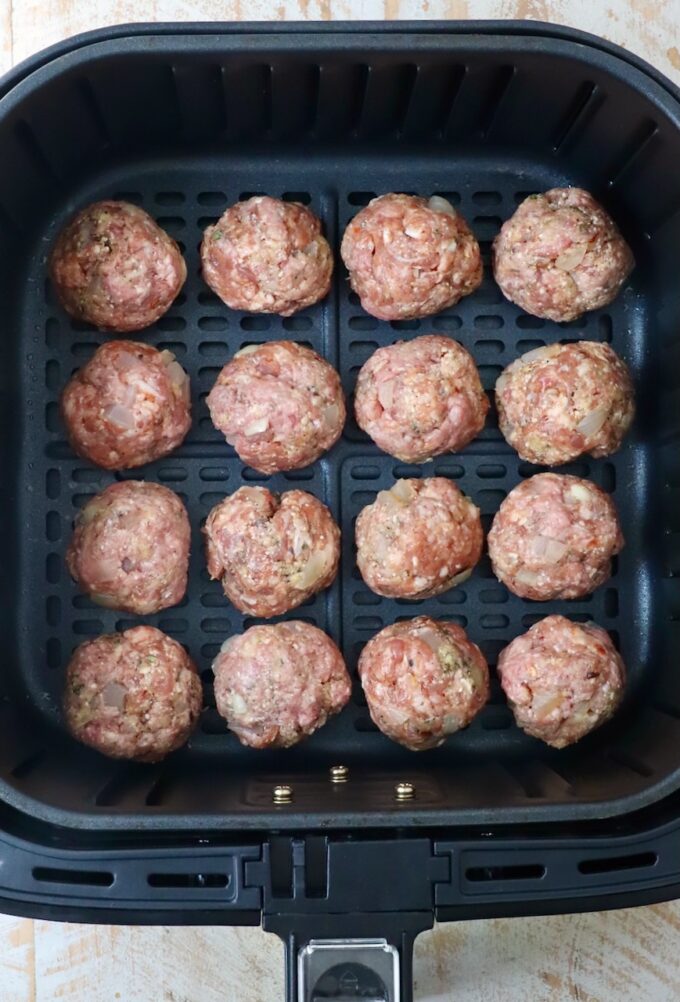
[1, 1, 680, 999]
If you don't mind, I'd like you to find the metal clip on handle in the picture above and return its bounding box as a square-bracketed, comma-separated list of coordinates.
[299, 938, 400, 1001]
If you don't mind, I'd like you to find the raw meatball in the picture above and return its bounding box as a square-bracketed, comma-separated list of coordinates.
[495, 342, 634, 466]
[358, 617, 489, 751]
[356, 478, 482, 599]
[206, 340, 345, 473]
[354, 335, 488, 462]
[201, 196, 333, 316]
[49, 200, 186, 332]
[61, 340, 191, 470]
[497, 615, 625, 748]
[204, 486, 340, 618]
[67, 481, 190, 615]
[213, 621, 351, 748]
[64, 626, 202, 762]
[488, 473, 623, 600]
[341, 193, 482, 320]
[492, 188, 634, 322]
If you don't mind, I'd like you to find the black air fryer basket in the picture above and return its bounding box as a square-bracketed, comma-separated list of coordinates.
[1, 20, 680, 1001]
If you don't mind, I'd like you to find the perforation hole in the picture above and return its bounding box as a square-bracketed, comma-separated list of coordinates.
[349, 317, 379, 331]
[283, 316, 313, 331]
[391, 320, 420, 331]
[156, 215, 185, 230]
[199, 468, 229, 482]
[516, 315, 545, 330]
[198, 341, 226, 359]
[46, 469, 60, 499]
[74, 620, 104, 635]
[474, 315, 504, 330]
[352, 465, 380, 480]
[348, 192, 376, 205]
[240, 317, 270, 331]
[45, 318, 60, 347]
[46, 554, 60, 584]
[198, 191, 227, 205]
[427, 582, 465, 606]
[46, 596, 61, 628]
[353, 592, 380, 606]
[156, 316, 186, 332]
[45, 359, 60, 390]
[476, 339, 504, 355]
[282, 191, 312, 204]
[197, 215, 219, 229]
[198, 316, 228, 332]
[155, 191, 185, 205]
[200, 492, 226, 508]
[479, 587, 508, 604]
[477, 464, 506, 479]
[47, 638, 61, 668]
[46, 512, 61, 542]
[45, 402, 60, 432]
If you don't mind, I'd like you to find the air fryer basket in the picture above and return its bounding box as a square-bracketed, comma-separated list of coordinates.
[0, 20, 680, 1001]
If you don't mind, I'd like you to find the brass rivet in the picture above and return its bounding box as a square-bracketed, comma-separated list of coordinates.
[394, 781, 415, 802]
[329, 765, 349, 784]
[273, 784, 293, 805]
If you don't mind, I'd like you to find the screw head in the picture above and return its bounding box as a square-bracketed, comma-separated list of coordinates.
[394, 781, 415, 802]
[272, 784, 293, 805]
[329, 765, 349, 784]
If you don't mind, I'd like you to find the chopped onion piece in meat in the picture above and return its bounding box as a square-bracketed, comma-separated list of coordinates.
[520, 345, 556, 365]
[555, 243, 588, 271]
[234, 344, 260, 358]
[576, 405, 609, 438]
[102, 681, 127, 710]
[296, 549, 331, 589]
[530, 536, 569, 563]
[390, 479, 415, 504]
[377, 380, 395, 410]
[243, 417, 269, 436]
[104, 403, 135, 429]
[428, 195, 457, 216]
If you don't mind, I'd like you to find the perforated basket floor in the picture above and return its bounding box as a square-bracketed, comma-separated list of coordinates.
[11, 155, 645, 796]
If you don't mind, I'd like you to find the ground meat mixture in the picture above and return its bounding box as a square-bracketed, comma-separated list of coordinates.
[497, 615, 626, 748]
[64, 626, 202, 762]
[206, 340, 345, 473]
[49, 200, 186, 331]
[201, 196, 333, 316]
[340, 193, 483, 320]
[492, 187, 634, 322]
[204, 486, 340, 618]
[356, 478, 483, 599]
[354, 335, 488, 462]
[495, 341, 635, 466]
[488, 473, 623, 600]
[358, 616, 489, 751]
[67, 481, 190, 615]
[213, 621, 351, 748]
[60, 340, 191, 470]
